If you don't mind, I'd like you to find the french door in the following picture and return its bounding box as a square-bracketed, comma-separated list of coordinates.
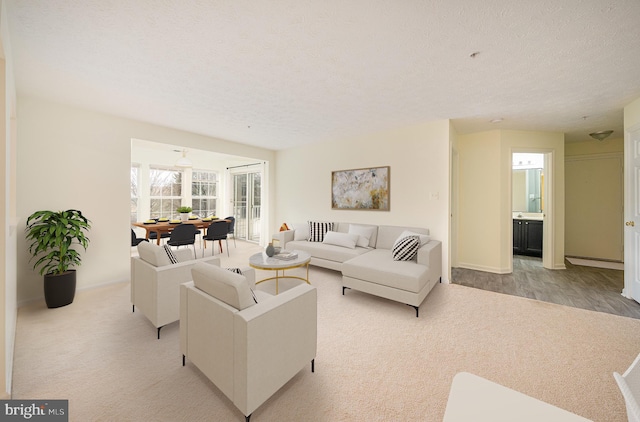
[232, 170, 262, 243]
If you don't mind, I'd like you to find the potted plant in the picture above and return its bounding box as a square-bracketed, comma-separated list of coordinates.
[25, 209, 91, 308]
[177, 206, 192, 221]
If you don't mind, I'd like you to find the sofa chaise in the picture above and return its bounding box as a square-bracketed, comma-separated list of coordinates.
[273, 222, 442, 316]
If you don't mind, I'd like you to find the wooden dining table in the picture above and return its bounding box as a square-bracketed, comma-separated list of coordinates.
[131, 218, 230, 246]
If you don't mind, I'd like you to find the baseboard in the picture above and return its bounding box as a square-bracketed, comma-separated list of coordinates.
[455, 262, 511, 274]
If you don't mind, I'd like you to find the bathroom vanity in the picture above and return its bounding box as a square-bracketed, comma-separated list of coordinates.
[513, 217, 543, 257]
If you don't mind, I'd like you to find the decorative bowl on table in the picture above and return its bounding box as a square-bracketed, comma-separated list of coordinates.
[143, 220, 156, 225]
[169, 220, 182, 224]
[189, 216, 198, 220]
[157, 218, 169, 222]
[201, 218, 212, 222]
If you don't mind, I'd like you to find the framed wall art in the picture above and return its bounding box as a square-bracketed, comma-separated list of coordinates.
[331, 166, 390, 211]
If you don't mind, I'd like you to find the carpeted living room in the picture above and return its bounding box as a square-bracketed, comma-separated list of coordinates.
[4, 2, 640, 422]
[10, 241, 640, 421]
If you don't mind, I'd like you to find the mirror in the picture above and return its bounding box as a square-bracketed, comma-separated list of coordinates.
[512, 153, 544, 213]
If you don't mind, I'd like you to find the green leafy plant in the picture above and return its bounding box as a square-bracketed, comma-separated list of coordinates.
[177, 206, 192, 213]
[25, 209, 91, 276]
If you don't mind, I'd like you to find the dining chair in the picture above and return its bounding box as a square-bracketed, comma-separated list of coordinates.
[615, 352, 640, 422]
[167, 224, 198, 259]
[131, 229, 148, 247]
[225, 216, 237, 247]
[149, 231, 170, 244]
[203, 221, 230, 257]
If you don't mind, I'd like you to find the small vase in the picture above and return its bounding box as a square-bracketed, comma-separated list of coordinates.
[180, 213, 189, 222]
[265, 243, 275, 257]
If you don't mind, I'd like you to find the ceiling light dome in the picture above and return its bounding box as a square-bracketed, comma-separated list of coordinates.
[589, 130, 613, 141]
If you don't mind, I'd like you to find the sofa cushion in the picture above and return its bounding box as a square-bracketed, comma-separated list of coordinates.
[397, 230, 431, 246]
[392, 235, 420, 261]
[287, 240, 370, 263]
[308, 221, 334, 242]
[323, 231, 359, 249]
[342, 249, 429, 293]
[137, 241, 172, 267]
[348, 224, 377, 248]
[191, 263, 255, 310]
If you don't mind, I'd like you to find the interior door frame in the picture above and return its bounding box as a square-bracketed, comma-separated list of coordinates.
[509, 148, 554, 271]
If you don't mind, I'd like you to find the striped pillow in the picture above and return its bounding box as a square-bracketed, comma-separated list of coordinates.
[163, 244, 179, 264]
[308, 221, 334, 242]
[392, 236, 420, 261]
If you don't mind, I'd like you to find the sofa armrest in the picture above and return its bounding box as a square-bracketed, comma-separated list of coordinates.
[233, 284, 317, 415]
[272, 230, 295, 249]
[417, 240, 442, 280]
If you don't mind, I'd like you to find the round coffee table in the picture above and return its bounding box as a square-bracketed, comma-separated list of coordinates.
[249, 250, 311, 294]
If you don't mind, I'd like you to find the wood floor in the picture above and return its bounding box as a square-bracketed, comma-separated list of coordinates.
[451, 256, 640, 319]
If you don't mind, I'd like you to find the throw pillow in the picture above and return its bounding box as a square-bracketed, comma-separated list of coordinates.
[392, 235, 420, 261]
[348, 224, 377, 248]
[308, 221, 334, 242]
[322, 231, 359, 249]
[279, 223, 289, 231]
[163, 244, 178, 264]
[292, 223, 310, 241]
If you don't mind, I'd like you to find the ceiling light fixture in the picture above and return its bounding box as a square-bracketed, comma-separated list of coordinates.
[589, 130, 613, 141]
[175, 149, 193, 168]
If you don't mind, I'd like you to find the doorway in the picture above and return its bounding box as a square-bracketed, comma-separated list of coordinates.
[511, 150, 553, 271]
[231, 166, 262, 243]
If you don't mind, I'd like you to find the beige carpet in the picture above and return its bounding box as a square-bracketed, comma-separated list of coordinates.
[12, 242, 640, 421]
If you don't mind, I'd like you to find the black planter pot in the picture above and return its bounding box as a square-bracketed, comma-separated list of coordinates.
[44, 270, 76, 308]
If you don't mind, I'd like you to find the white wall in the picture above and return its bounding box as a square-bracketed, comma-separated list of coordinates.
[274, 120, 451, 282]
[16, 96, 275, 304]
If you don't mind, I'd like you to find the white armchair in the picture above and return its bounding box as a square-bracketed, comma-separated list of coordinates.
[131, 241, 221, 338]
[614, 353, 640, 422]
[181, 263, 317, 422]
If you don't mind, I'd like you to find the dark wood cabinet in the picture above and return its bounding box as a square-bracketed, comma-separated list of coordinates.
[513, 219, 543, 257]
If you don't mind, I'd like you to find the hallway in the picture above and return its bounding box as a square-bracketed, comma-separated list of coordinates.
[451, 256, 640, 319]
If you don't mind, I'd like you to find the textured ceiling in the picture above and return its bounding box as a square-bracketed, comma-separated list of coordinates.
[6, 0, 640, 150]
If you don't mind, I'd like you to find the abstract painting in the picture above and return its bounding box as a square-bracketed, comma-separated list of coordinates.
[331, 166, 390, 210]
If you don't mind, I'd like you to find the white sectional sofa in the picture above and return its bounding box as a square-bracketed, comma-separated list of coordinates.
[272, 222, 442, 316]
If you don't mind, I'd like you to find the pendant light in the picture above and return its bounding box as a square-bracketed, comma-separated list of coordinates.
[175, 149, 193, 168]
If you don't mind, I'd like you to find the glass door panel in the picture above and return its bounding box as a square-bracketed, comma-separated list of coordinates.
[232, 171, 261, 243]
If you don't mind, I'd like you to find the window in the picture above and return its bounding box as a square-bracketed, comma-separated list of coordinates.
[191, 170, 217, 217]
[130, 165, 139, 223]
[149, 167, 182, 219]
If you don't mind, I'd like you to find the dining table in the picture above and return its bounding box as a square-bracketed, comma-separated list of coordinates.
[131, 218, 230, 246]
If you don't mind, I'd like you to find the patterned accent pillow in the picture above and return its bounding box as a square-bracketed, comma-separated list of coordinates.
[226, 267, 257, 303]
[308, 221, 334, 242]
[225, 267, 243, 275]
[163, 244, 178, 264]
[392, 236, 420, 261]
